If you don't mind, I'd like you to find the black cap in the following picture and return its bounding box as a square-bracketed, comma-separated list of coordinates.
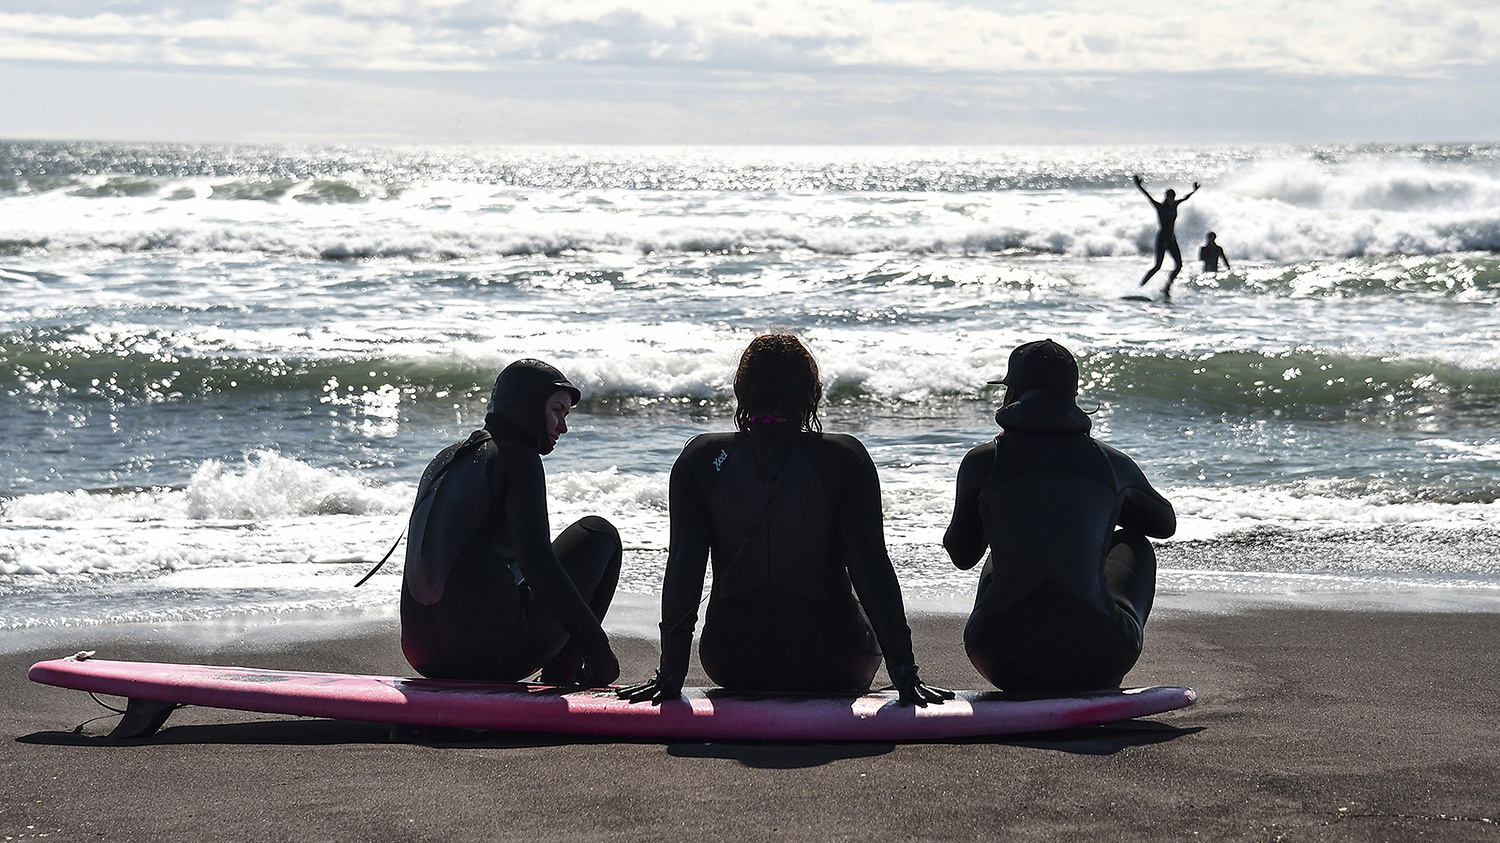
[987, 339, 1079, 396]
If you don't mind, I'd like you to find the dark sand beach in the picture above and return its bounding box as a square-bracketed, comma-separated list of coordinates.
[4, 602, 1497, 841]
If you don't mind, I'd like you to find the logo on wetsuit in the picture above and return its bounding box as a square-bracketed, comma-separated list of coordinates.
[712, 449, 728, 471]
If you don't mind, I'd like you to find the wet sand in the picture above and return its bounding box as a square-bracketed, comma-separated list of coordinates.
[4, 605, 1498, 841]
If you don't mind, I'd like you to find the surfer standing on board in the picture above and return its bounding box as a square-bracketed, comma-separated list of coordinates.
[400, 359, 623, 686]
[619, 333, 952, 706]
[944, 340, 1176, 691]
[1135, 174, 1199, 297]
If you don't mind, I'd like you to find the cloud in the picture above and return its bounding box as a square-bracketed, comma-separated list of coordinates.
[3, 0, 1498, 77]
[3, 0, 1498, 144]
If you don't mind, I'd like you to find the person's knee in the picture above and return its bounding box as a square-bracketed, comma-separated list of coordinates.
[1105, 538, 1136, 568]
[1110, 529, 1155, 563]
[573, 515, 621, 547]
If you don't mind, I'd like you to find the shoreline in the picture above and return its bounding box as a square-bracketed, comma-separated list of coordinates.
[7, 522, 1500, 633]
[7, 581, 1500, 656]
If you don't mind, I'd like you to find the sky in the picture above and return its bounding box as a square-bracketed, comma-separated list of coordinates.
[2, 0, 1498, 145]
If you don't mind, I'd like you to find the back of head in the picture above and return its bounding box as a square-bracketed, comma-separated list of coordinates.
[733, 333, 823, 432]
[485, 358, 581, 454]
[990, 339, 1079, 406]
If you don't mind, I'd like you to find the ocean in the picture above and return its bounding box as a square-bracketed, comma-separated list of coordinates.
[3, 140, 1499, 631]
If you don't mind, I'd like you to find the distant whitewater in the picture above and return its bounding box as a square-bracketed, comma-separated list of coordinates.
[2, 141, 1498, 628]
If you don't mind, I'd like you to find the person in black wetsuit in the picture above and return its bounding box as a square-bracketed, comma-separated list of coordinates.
[618, 334, 951, 706]
[1135, 174, 1199, 297]
[944, 339, 1176, 691]
[401, 359, 622, 686]
[1200, 231, 1230, 273]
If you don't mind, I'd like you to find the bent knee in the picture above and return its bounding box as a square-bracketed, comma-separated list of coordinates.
[574, 515, 621, 547]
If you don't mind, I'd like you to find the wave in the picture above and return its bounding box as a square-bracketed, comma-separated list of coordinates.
[6, 142, 1500, 261]
[4, 208, 1500, 266]
[0, 452, 409, 524]
[1089, 349, 1500, 421]
[5, 217, 1500, 265]
[5, 329, 1497, 425]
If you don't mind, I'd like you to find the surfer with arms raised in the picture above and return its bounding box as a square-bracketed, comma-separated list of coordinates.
[1135, 174, 1199, 297]
[619, 334, 951, 706]
[944, 340, 1176, 691]
[400, 359, 622, 686]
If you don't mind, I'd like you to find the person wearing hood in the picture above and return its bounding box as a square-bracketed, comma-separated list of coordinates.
[618, 333, 952, 706]
[400, 359, 622, 686]
[943, 340, 1176, 691]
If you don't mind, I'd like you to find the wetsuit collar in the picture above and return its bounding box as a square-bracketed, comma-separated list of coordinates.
[994, 390, 1092, 434]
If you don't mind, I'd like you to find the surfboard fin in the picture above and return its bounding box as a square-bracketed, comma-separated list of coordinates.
[109, 698, 179, 739]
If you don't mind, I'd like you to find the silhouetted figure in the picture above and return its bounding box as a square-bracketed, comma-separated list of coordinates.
[618, 333, 952, 707]
[945, 340, 1176, 691]
[1135, 175, 1199, 296]
[1199, 231, 1230, 273]
[400, 359, 622, 687]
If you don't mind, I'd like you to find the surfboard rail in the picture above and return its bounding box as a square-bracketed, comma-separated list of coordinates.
[29, 653, 1196, 741]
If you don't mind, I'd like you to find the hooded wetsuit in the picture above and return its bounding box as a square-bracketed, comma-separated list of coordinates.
[656, 422, 918, 693]
[400, 360, 621, 681]
[943, 391, 1176, 691]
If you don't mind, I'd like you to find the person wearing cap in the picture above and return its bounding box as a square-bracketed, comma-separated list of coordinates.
[400, 359, 622, 686]
[944, 340, 1176, 691]
[618, 333, 952, 706]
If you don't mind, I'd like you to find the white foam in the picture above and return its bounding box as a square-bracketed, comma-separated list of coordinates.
[2, 452, 409, 524]
[7, 151, 1500, 264]
[1165, 484, 1500, 541]
[185, 452, 406, 520]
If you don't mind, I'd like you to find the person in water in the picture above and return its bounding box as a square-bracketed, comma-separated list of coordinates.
[619, 333, 952, 706]
[1135, 174, 1199, 296]
[401, 359, 622, 686]
[943, 339, 1175, 691]
[1200, 231, 1230, 273]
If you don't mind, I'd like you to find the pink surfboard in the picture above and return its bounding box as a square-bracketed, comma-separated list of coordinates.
[29, 653, 1196, 740]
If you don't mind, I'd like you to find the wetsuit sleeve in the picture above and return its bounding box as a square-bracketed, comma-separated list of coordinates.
[502, 452, 610, 652]
[658, 445, 711, 679]
[836, 439, 917, 670]
[1104, 445, 1177, 539]
[943, 440, 994, 571]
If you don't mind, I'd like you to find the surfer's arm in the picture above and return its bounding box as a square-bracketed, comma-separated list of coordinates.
[504, 456, 612, 654]
[1133, 175, 1157, 203]
[624, 452, 711, 702]
[837, 442, 954, 706]
[837, 444, 915, 667]
[1103, 446, 1176, 538]
[1180, 182, 1201, 202]
[943, 442, 993, 570]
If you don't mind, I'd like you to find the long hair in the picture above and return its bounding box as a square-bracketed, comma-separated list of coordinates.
[732, 333, 822, 433]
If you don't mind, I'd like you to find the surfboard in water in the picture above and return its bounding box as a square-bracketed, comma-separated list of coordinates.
[29, 653, 1196, 740]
